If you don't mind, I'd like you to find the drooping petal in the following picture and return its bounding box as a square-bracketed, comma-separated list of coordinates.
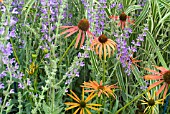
[163, 84, 168, 99]
[103, 44, 106, 60]
[87, 30, 95, 38]
[60, 27, 78, 35]
[106, 43, 111, 58]
[155, 66, 168, 73]
[99, 44, 102, 59]
[156, 84, 166, 96]
[80, 31, 85, 47]
[75, 30, 82, 48]
[60, 26, 74, 29]
[65, 29, 79, 38]
[148, 80, 164, 90]
[143, 75, 162, 80]
[95, 43, 100, 54]
[144, 68, 160, 75]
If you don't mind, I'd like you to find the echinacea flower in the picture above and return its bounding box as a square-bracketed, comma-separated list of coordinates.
[90, 34, 117, 60]
[140, 91, 163, 114]
[109, 12, 134, 30]
[60, 19, 94, 48]
[143, 66, 170, 99]
[65, 88, 102, 114]
[81, 80, 118, 98]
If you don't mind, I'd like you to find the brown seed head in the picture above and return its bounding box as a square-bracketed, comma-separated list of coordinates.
[80, 100, 86, 108]
[119, 12, 127, 21]
[163, 70, 170, 84]
[78, 19, 90, 31]
[98, 34, 108, 43]
[148, 98, 155, 106]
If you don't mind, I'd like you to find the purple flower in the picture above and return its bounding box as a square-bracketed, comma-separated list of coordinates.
[0, 97, 2, 104]
[6, 102, 10, 106]
[18, 82, 24, 89]
[10, 89, 14, 93]
[111, 3, 116, 8]
[27, 78, 31, 86]
[80, 61, 85, 66]
[118, 3, 123, 9]
[0, 82, 4, 89]
[0, 27, 5, 35]
[0, 71, 7, 78]
[12, 8, 19, 14]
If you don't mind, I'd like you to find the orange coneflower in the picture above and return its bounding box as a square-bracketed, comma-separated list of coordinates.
[81, 80, 118, 98]
[140, 91, 163, 114]
[90, 34, 117, 60]
[65, 88, 102, 114]
[143, 66, 170, 99]
[60, 19, 94, 48]
[109, 12, 134, 30]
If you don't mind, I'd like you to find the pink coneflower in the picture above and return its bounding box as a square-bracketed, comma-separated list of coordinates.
[109, 12, 134, 30]
[143, 66, 170, 99]
[60, 19, 94, 48]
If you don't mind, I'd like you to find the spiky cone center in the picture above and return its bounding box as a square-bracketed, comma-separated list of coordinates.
[163, 70, 170, 84]
[98, 34, 108, 43]
[119, 12, 127, 21]
[148, 99, 155, 106]
[98, 85, 104, 90]
[78, 19, 90, 31]
[80, 100, 86, 108]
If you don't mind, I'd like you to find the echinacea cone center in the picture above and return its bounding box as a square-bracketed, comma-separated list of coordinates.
[80, 100, 86, 108]
[98, 34, 108, 43]
[78, 19, 90, 31]
[98, 85, 104, 90]
[163, 70, 170, 84]
[148, 99, 155, 106]
[119, 12, 127, 21]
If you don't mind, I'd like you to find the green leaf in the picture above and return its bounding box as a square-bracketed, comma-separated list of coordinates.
[146, 31, 168, 68]
[125, 5, 142, 14]
[156, 11, 170, 27]
[43, 101, 51, 114]
[134, 2, 149, 29]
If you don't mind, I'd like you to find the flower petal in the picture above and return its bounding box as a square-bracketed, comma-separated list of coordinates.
[155, 66, 168, 73]
[85, 92, 96, 103]
[80, 31, 85, 47]
[73, 108, 80, 114]
[65, 104, 79, 111]
[75, 30, 82, 48]
[65, 29, 79, 38]
[163, 84, 168, 99]
[156, 83, 166, 96]
[86, 105, 100, 111]
[148, 80, 164, 90]
[143, 75, 162, 80]
[85, 108, 92, 114]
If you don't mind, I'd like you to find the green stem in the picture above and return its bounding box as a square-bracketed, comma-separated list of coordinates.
[57, 35, 77, 66]
[102, 60, 106, 83]
[10, 38, 20, 65]
[115, 90, 148, 114]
